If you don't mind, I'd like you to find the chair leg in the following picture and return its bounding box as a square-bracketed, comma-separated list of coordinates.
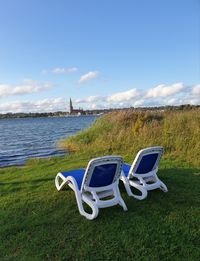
[154, 174, 168, 192]
[81, 195, 99, 220]
[55, 173, 67, 191]
[129, 180, 148, 200]
[115, 186, 128, 211]
[66, 177, 99, 220]
[159, 180, 168, 192]
[121, 174, 147, 200]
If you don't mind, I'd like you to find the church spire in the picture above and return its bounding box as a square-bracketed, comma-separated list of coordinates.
[69, 97, 73, 114]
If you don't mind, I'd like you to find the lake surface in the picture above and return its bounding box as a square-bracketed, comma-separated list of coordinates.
[0, 116, 97, 167]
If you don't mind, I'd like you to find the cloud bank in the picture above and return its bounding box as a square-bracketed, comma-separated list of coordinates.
[0, 79, 54, 98]
[0, 82, 199, 113]
[74, 82, 200, 109]
[0, 98, 65, 114]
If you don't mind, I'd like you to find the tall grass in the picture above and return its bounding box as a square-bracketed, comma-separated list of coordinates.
[59, 109, 200, 167]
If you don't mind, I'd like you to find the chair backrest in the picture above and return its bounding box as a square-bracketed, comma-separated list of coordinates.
[81, 156, 123, 192]
[129, 147, 164, 176]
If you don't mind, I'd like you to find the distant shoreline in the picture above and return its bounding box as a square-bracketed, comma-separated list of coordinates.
[0, 112, 101, 120]
[0, 104, 199, 119]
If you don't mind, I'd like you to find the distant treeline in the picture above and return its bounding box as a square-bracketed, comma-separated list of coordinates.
[0, 104, 199, 119]
[0, 111, 67, 119]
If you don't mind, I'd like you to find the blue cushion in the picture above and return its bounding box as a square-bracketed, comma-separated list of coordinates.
[61, 169, 85, 190]
[136, 153, 158, 174]
[89, 163, 117, 187]
[122, 163, 131, 177]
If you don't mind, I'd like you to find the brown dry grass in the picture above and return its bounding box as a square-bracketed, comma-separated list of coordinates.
[59, 109, 200, 167]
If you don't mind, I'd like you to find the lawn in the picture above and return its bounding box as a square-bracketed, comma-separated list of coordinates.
[1, 109, 200, 260]
[0, 155, 200, 260]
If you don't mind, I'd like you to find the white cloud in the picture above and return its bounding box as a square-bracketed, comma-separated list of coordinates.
[192, 84, 200, 95]
[0, 79, 54, 98]
[146, 82, 184, 98]
[73, 83, 200, 109]
[75, 89, 139, 104]
[0, 98, 66, 113]
[79, 71, 99, 83]
[90, 103, 103, 110]
[133, 99, 145, 107]
[188, 97, 200, 105]
[107, 88, 139, 102]
[52, 67, 78, 74]
[164, 95, 200, 106]
[75, 95, 105, 104]
[1, 82, 199, 113]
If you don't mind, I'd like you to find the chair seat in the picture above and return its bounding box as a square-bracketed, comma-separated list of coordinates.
[122, 163, 131, 177]
[61, 169, 85, 190]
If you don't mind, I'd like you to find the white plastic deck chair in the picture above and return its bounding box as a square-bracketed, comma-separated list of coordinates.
[55, 156, 127, 220]
[121, 146, 168, 200]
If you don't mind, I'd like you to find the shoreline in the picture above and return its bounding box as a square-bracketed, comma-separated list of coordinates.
[0, 116, 97, 168]
[0, 152, 68, 169]
[0, 114, 100, 120]
[1, 105, 199, 120]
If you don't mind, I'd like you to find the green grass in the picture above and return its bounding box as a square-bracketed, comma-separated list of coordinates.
[1, 109, 200, 260]
[59, 109, 200, 167]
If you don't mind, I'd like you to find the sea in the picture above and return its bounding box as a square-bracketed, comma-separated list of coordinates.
[0, 115, 97, 167]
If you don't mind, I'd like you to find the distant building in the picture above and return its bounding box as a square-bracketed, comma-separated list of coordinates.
[68, 98, 85, 115]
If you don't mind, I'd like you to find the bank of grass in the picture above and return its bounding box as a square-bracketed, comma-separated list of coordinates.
[1, 109, 200, 260]
[59, 109, 200, 167]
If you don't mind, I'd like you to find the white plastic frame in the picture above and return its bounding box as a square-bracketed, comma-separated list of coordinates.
[121, 146, 168, 200]
[55, 156, 127, 220]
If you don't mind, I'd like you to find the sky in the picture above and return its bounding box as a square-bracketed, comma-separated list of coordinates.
[0, 0, 200, 113]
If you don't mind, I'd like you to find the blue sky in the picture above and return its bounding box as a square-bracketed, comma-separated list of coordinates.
[0, 0, 199, 112]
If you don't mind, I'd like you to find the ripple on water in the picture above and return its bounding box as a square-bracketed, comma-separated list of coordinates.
[0, 116, 97, 167]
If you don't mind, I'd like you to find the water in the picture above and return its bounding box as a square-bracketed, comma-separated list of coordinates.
[0, 116, 97, 167]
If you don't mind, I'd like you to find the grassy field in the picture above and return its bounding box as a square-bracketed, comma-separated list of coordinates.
[1, 109, 200, 260]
